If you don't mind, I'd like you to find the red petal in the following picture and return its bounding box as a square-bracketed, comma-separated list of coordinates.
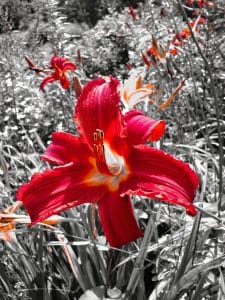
[62, 62, 76, 72]
[16, 163, 107, 224]
[41, 132, 93, 165]
[60, 73, 70, 89]
[170, 48, 178, 56]
[125, 110, 166, 144]
[75, 77, 126, 153]
[98, 193, 143, 247]
[40, 75, 56, 90]
[122, 145, 199, 216]
[51, 56, 66, 68]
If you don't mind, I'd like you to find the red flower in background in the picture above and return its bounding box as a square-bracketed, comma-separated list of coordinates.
[171, 17, 206, 50]
[186, 0, 207, 8]
[40, 55, 76, 90]
[146, 36, 167, 62]
[142, 36, 167, 67]
[17, 77, 199, 248]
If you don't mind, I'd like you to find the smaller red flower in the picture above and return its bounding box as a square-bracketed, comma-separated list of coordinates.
[40, 55, 76, 91]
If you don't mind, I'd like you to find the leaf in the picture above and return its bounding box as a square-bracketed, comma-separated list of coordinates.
[0, 156, 10, 189]
[172, 206, 202, 283]
[165, 255, 225, 300]
[218, 268, 225, 299]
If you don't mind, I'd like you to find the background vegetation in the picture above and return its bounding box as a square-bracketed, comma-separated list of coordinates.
[0, 0, 224, 299]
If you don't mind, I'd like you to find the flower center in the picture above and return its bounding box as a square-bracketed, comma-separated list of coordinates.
[93, 129, 123, 176]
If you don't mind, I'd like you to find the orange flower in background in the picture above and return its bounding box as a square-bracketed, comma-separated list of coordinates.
[0, 210, 65, 242]
[142, 19, 206, 61]
[146, 36, 167, 62]
[120, 75, 185, 113]
[169, 17, 206, 55]
[169, 48, 178, 55]
[0, 222, 15, 242]
[141, 36, 167, 67]
[40, 55, 76, 90]
[0, 201, 65, 242]
[120, 75, 155, 109]
[171, 17, 206, 48]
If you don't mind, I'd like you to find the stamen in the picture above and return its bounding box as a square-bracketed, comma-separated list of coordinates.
[93, 129, 112, 176]
[93, 132, 97, 141]
[92, 129, 123, 177]
[100, 130, 104, 139]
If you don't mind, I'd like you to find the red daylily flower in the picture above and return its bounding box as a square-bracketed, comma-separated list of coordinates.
[40, 55, 76, 90]
[17, 77, 199, 248]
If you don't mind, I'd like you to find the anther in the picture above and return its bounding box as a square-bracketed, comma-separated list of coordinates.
[93, 129, 122, 177]
[93, 132, 97, 141]
[93, 129, 104, 143]
[100, 130, 104, 139]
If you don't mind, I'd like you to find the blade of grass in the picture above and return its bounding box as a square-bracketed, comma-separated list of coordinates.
[165, 162, 208, 298]
[191, 270, 213, 300]
[51, 226, 90, 292]
[166, 255, 225, 300]
[218, 267, 225, 300]
[123, 213, 155, 299]
[176, 0, 224, 214]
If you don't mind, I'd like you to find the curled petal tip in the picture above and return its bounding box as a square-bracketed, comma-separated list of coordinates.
[148, 120, 166, 142]
[125, 110, 166, 145]
[186, 205, 198, 216]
